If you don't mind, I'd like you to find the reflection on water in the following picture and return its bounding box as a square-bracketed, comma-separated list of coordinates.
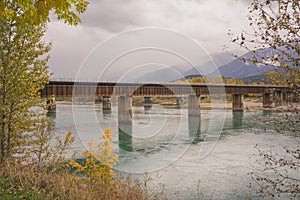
[49, 103, 299, 199]
[263, 110, 271, 116]
[144, 106, 151, 114]
[47, 112, 56, 131]
[48, 104, 250, 159]
[188, 115, 202, 144]
[232, 111, 243, 129]
[118, 123, 133, 152]
[102, 109, 112, 118]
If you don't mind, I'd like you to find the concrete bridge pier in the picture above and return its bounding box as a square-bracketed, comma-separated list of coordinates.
[46, 97, 56, 113]
[102, 96, 111, 110]
[118, 96, 133, 152]
[282, 92, 287, 105]
[95, 96, 101, 104]
[285, 91, 291, 104]
[188, 95, 201, 138]
[176, 97, 184, 106]
[232, 94, 243, 112]
[144, 96, 153, 107]
[285, 91, 299, 104]
[274, 91, 283, 106]
[188, 95, 200, 116]
[263, 93, 272, 108]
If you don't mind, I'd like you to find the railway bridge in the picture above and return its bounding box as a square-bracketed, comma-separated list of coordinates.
[42, 81, 288, 111]
[41, 81, 289, 150]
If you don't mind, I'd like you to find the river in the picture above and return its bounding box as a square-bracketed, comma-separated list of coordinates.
[49, 102, 299, 199]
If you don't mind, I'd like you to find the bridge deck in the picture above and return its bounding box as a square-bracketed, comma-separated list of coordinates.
[41, 81, 288, 98]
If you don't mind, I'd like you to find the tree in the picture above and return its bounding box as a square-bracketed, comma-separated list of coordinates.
[230, 0, 299, 198]
[229, 0, 299, 105]
[69, 129, 120, 197]
[0, 0, 88, 164]
[0, 11, 49, 163]
[0, 0, 89, 26]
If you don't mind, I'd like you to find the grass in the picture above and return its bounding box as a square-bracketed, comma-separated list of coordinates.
[0, 129, 166, 200]
[0, 163, 164, 200]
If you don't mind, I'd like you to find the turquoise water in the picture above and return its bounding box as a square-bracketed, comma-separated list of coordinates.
[49, 103, 298, 199]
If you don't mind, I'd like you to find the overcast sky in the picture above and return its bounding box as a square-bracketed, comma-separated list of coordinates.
[45, 0, 251, 80]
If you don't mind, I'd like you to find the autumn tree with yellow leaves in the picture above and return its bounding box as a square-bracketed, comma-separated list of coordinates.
[0, 0, 88, 164]
[69, 129, 120, 197]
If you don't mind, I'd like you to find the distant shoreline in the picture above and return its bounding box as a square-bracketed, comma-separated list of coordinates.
[54, 98, 297, 112]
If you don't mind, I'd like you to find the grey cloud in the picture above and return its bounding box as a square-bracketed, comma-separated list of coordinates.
[45, 0, 250, 79]
[80, 0, 144, 33]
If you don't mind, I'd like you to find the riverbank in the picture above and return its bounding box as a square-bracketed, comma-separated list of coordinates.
[55, 96, 296, 112]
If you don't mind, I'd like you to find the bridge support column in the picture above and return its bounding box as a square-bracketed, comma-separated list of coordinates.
[118, 96, 133, 151]
[285, 92, 292, 104]
[95, 96, 101, 104]
[263, 93, 272, 108]
[282, 92, 287, 105]
[274, 91, 283, 106]
[232, 94, 243, 112]
[188, 95, 200, 116]
[144, 96, 153, 107]
[46, 97, 56, 113]
[176, 97, 184, 106]
[102, 96, 111, 110]
[188, 95, 201, 139]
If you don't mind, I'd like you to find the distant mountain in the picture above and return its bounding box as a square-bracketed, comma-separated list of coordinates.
[124, 52, 235, 82]
[209, 50, 276, 79]
[183, 52, 235, 78]
[209, 47, 299, 80]
[121, 49, 296, 83]
[210, 51, 236, 67]
[240, 74, 270, 84]
[129, 67, 184, 82]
